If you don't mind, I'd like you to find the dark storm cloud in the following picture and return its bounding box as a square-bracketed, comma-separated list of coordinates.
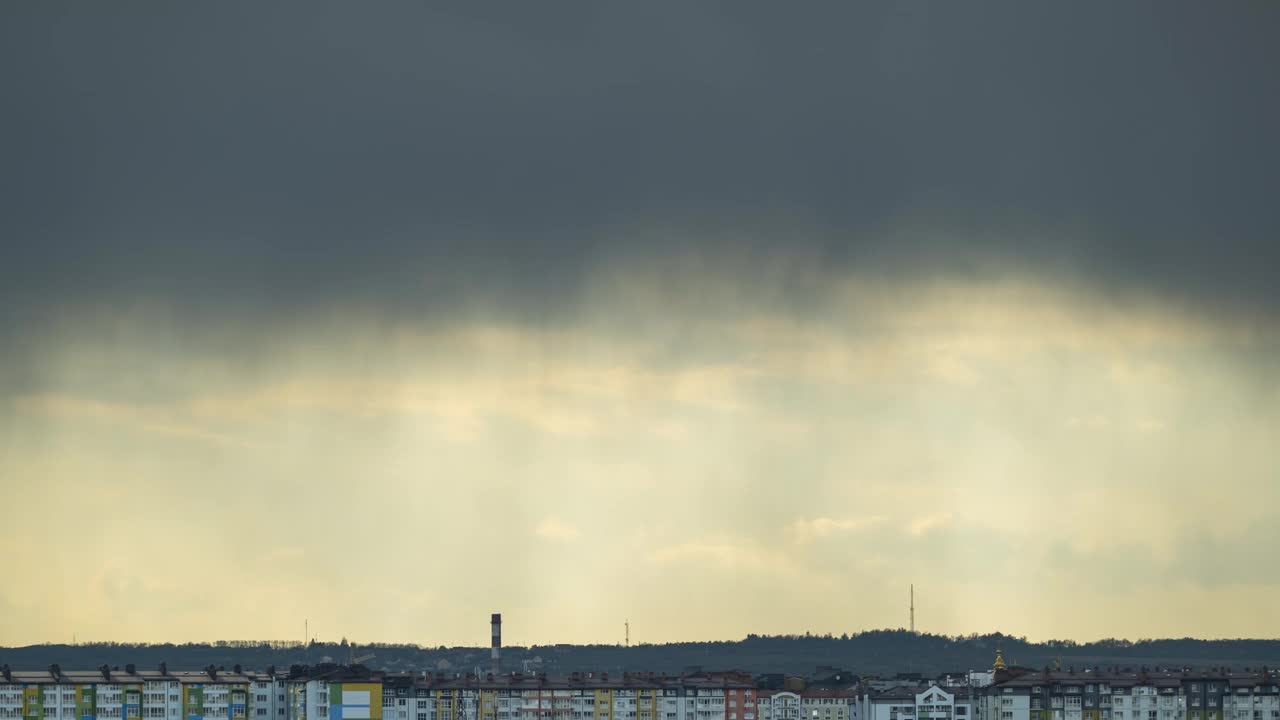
[2, 1, 1278, 323]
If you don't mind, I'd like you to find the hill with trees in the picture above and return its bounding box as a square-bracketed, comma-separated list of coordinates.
[4, 632, 1280, 676]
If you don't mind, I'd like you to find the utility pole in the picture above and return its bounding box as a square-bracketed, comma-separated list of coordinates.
[625, 620, 630, 648]
[910, 585, 915, 634]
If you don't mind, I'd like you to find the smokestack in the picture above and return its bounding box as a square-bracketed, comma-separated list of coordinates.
[491, 613, 502, 675]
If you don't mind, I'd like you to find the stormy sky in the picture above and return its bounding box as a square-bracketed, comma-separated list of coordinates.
[1, 2, 1278, 647]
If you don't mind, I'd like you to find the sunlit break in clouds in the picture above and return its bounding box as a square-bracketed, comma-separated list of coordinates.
[1, 2, 1278, 648]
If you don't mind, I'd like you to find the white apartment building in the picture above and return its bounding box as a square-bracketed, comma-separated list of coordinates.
[759, 692, 801, 720]
[861, 685, 976, 720]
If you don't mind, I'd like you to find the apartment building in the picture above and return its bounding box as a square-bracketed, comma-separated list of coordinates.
[759, 689, 859, 720]
[860, 684, 976, 720]
[801, 691, 858, 720]
[758, 691, 801, 720]
[0, 667, 754, 720]
[0, 666, 290, 720]
[977, 670, 1280, 720]
[362, 671, 755, 720]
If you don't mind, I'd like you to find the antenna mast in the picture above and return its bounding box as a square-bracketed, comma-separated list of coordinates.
[625, 620, 630, 648]
[910, 584, 915, 633]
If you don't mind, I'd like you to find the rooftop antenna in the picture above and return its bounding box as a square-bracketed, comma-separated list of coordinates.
[910, 584, 915, 633]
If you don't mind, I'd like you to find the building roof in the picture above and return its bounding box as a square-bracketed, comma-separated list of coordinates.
[2, 669, 268, 685]
[866, 684, 980, 702]
[800, 690, 857, 700]
[0, 667, 760, 690]
[363, 670, 754, 691]
[993, 670, 1279, 689]
[757, 690, 800, 699]
[869, 686, 934, 701]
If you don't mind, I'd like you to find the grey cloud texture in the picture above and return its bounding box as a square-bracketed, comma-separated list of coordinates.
[2, 1, 1279, 328]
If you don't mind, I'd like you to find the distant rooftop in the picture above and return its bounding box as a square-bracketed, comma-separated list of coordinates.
[995, 669, 1280, 688]
[0, 665, 754, 689]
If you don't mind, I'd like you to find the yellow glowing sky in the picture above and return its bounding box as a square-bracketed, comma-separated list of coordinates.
[3, 261, 1277, 648]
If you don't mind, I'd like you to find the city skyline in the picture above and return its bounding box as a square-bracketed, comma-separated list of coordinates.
[2, 4, 1278, 647]
[1, 662, 1277, 720]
